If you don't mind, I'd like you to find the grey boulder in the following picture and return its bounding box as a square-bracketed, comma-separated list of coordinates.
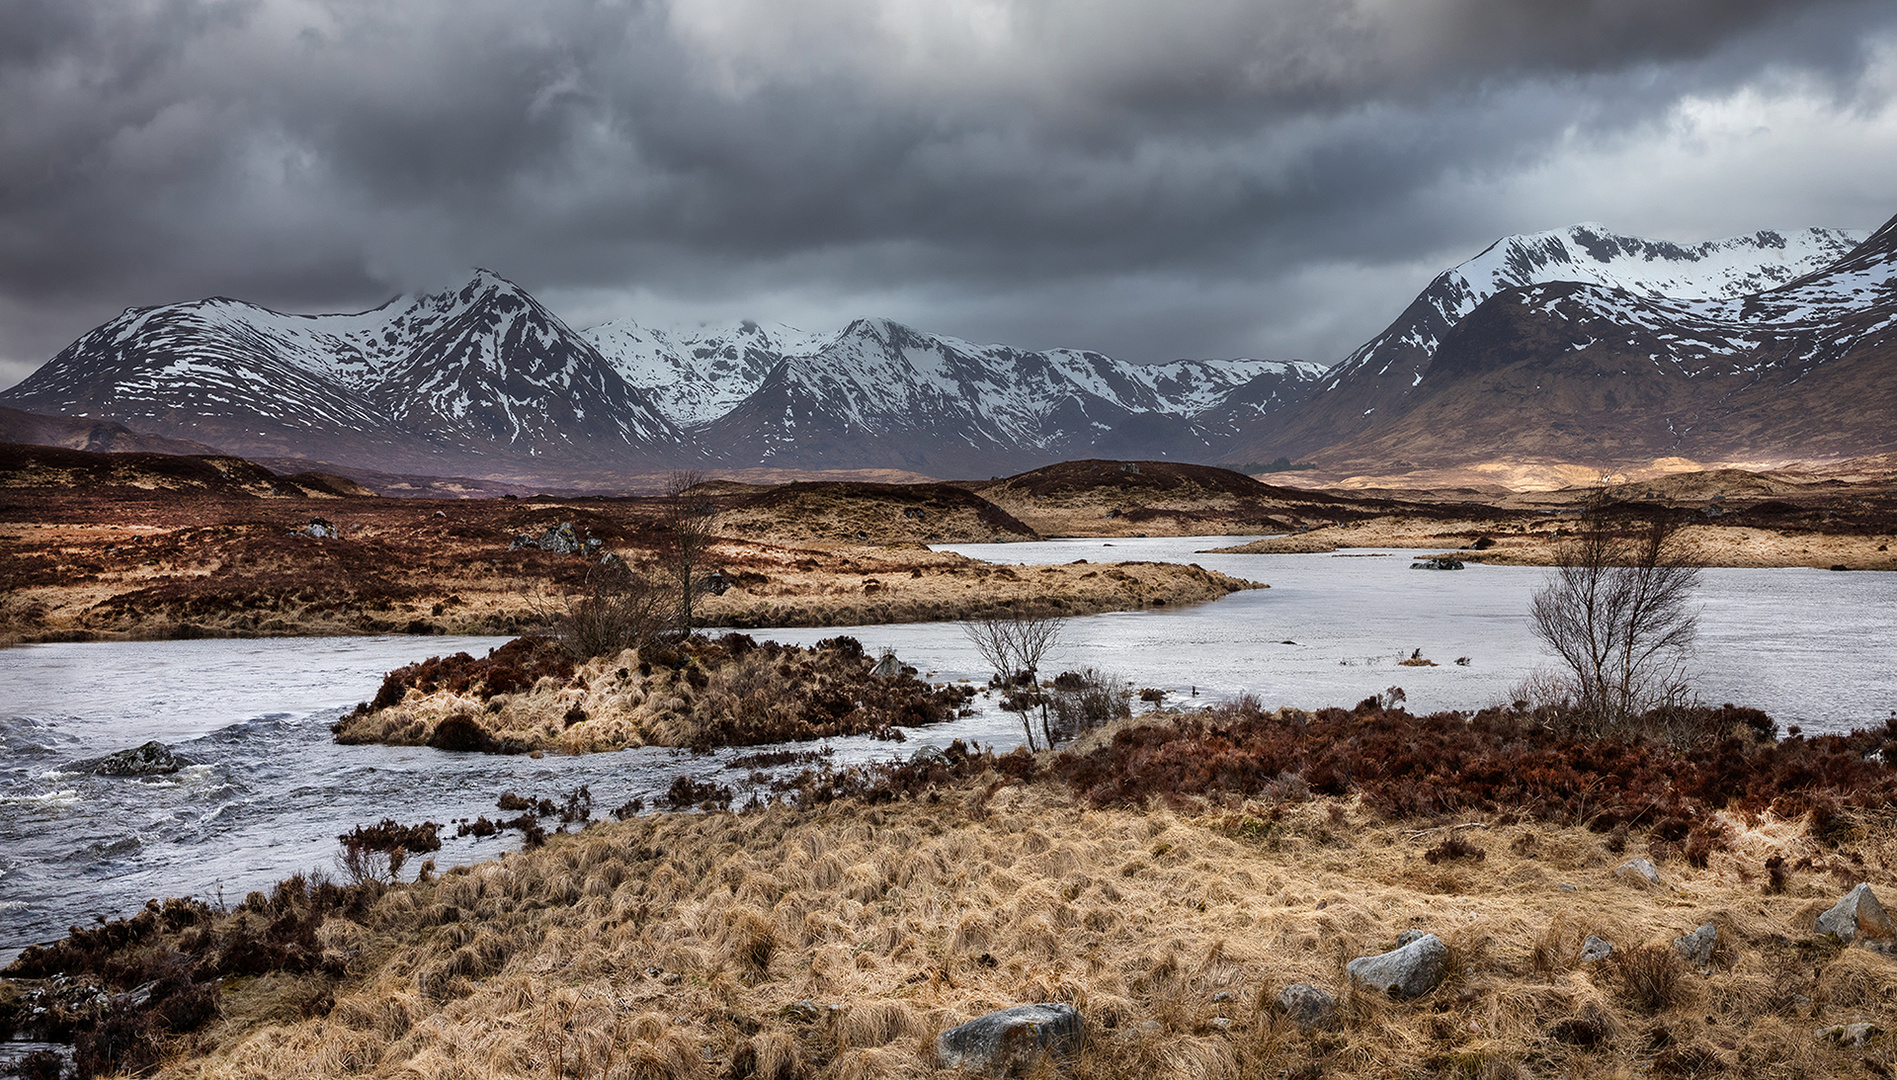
[1579, 935, 1613, 963]
[937, 1003, 1083, 1075]
[1346, 934, 1447, 999]
[1674, 923, 1717, 966]
[1616, 858, 1662, 887]
[1277, 983, 1337, 1028]
[1817, 884, 1893, 944]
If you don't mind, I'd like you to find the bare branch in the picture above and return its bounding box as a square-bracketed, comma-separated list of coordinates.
[1529, 500, 1701, 737]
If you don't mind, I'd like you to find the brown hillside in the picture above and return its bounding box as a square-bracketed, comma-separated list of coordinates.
[978, 459, 1388, 537]
[721, 481, 1040, 545]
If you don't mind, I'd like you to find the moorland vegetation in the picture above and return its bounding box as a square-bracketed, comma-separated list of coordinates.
[10, 694, 1897, 1080]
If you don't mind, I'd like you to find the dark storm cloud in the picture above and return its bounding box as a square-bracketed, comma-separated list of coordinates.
[2, 0, 1894, 383]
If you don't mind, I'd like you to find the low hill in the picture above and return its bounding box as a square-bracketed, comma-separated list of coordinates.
[0, 442, 375, 498]
[0, 404, 225, 457]
[719, 481, 1041, 546]
[976, 459, 1387, 537]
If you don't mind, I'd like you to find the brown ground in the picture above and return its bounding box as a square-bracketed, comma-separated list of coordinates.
[0, 446, 1263, 643]
[7, 713, 1896, 1080]
[5, 444, 1892, 644]
[1210, 508, 1897, 571]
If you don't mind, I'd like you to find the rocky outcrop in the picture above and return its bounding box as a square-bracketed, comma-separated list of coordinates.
[508, 521, 601, 556]
[937, 1003, 1083, 1075]
[74, 741, 193, 777]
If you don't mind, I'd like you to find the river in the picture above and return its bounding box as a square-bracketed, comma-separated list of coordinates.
[2, 536, 1891, 962]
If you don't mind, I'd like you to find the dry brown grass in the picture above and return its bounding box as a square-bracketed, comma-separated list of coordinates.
[43, 759, 1882, 1080]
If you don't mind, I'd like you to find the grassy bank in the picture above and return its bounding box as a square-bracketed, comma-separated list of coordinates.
[332, 634, 977, 754]
[9, 701, 1897, 1079]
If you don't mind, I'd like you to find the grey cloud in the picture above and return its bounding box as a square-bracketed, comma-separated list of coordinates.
[1, 0, 1894, 382]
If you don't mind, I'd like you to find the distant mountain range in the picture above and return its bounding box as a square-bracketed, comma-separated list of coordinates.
[3, 215, 1891, 482]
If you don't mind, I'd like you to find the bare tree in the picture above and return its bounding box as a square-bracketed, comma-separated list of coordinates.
[964, 612, 1066, 750]
[1529, 504, 1701, 732]
[658, 469, 720, 639]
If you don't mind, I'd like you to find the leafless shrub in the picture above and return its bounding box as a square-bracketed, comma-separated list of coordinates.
[1050, 667, 1131, 739]
[1530, 502, 1702, 739]
[963, 612, 1066, 750]
[1607, 944, 1689, 1014]
[557, 558, 665, 659]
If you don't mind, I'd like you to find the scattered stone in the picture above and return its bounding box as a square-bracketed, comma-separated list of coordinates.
[1409, 556, 1464, 570]
[937, 1003, 1083, 1075]
[1210, 991, 1234, 1004]
[910, 745, 949, 766]
[300, 517, 339, 539]
[1674, 923, 1718, 966]
[1346, 934, 1447, 1000]
[1616, 858, 1662, 887]
[1395, 929, 1429, 947]
[74, 740, 193, 777]
[1580, 936, 1613, 963]
[782, 1000, 822, 1024]
[1818, 1022, 1883, 1047]
[1817, 884, 1894, 944]
[1277, 983, 1337, 1029]
[1208, 1017, 1233, 1031]
[871, 651, 904, 678]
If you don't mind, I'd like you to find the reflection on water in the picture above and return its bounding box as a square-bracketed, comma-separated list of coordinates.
[2, 536, 1891, 958]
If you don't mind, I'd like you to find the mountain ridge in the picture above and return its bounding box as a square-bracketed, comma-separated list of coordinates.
[2, 218, 1889, 483]
[1284, 214, 1897, 473]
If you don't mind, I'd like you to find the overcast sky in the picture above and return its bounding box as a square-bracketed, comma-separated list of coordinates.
[3, 0, 1896, 389]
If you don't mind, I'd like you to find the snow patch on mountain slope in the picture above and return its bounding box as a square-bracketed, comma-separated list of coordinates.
[1319, 223, 1868, 393]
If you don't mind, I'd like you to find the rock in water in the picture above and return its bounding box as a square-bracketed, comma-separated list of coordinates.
[1346, 934, 1447, 999]
[937, 1003, 1082, 1074]
[1818, 884, 1894, 944]
[79, 740, 192, 776]
[1277, 983, 1337, 1028]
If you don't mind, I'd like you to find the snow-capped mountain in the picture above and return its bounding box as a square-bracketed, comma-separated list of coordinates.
[1, 273, 1324, 478]
[1257, 216, 1897, 471]
[688, 318, 1325, 473]
[585, 318, 831, 427]
[0, 271, 682, 474]
[7, 212, 1890, 484]
[1239, 223, 1868, 464]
